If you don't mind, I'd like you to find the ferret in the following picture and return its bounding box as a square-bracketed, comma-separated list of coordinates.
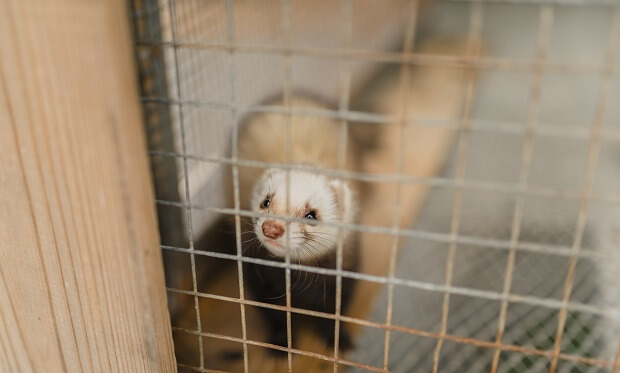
[236, 96, 360, 353]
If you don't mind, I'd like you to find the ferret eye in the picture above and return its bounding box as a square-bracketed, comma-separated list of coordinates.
[305, 210, 317, 220]
[260, 197, 271, 209]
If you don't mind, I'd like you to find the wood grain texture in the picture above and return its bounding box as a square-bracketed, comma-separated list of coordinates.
[0, 1, 175, 371]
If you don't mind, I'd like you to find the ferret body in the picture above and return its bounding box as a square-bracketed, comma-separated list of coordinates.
[237, 97, 360, 352]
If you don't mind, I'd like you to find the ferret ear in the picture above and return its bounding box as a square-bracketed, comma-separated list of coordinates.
[329, 179, 353, 221]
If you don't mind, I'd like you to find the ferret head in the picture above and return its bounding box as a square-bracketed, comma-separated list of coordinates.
[250, 168, 354, 262]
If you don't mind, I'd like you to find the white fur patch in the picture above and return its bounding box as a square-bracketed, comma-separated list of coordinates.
[250, 168, 355, 262]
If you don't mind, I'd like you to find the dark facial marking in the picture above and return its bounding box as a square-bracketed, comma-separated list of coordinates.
[301, 201, 321, 222]
[260, 193, 273, 209]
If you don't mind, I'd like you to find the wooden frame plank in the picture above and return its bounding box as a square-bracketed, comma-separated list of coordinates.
[0, 1, 176, 371]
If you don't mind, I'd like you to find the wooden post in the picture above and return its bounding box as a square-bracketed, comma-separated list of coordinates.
[0, 1, 176, 371]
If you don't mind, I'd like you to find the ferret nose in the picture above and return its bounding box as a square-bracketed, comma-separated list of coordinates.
[262, 220, 285, 239]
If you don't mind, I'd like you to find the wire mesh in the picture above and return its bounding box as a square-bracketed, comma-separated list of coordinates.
[131, 0, 620, 372]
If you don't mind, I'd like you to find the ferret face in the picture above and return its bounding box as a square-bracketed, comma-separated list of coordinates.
[250, 168, 353, 262]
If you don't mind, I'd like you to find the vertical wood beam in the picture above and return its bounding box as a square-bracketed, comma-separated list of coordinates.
[0, 1, 176, 371]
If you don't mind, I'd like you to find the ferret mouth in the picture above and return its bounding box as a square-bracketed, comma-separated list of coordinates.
[264, 238, 284, 248]
[261, 238, 292, 258]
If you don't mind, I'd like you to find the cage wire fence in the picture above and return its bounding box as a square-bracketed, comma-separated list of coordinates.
[130, 0, 620, 372]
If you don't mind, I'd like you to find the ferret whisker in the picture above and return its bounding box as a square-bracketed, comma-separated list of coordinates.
[303, 237, 332, 253]
[263, 292, 287, 300]
[296, 244, 321, 294]
[300, 269, 309, 293]
[298, 243, 321, 266]
[288, 233, 336, 242]
[239, 221, 255, 229]
[295, 268, 312, 295]
[241, 240, 261, 256]
[239, 222, 253, 228]
[291, 244, 310, 290]
[292, 268, 302, 290]
[303, 247, 323, 288]
[306, 236, 338, 246]
[309, 230, 341, 237]
[241, 237, 259, 245]
[299, 243, 323, 267]
[305, 235, 336, 248]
